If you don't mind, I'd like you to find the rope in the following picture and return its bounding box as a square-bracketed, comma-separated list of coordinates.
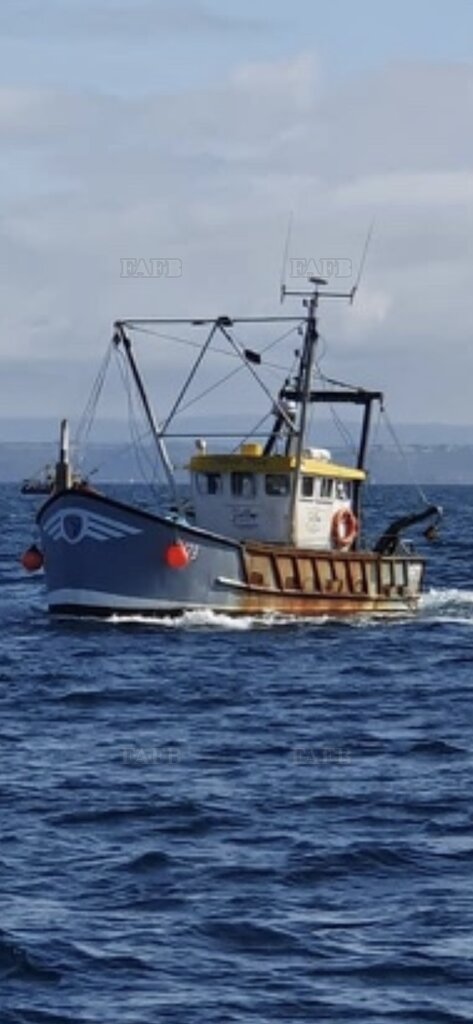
[381, 408, 430, 506]
[311, 365, 358, 458]
[74, 341, 114, 454]
[115, 347, 162, 502]
[232, 411, 273, 453]
[173, 324, 301, 420]
[130, 322, 298, 373]
[330, 404, 357, 456]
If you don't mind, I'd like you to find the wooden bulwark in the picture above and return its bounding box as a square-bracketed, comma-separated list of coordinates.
[241, 541, 424, 613]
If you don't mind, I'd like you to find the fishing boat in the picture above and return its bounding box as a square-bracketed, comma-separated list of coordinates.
[29, 276, 440, 617]
[21, 465, 55, 495]
[21, 463, 90, 496]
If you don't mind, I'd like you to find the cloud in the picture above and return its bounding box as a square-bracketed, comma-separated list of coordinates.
[0, 53, 471, 424]
[1, 0, 266, 40]
[335, 172, 473, 208]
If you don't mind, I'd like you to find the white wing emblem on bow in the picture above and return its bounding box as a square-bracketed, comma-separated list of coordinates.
[43, 508, 142, 545]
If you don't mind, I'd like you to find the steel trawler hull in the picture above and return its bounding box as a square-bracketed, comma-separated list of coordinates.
[37, 491, 424, 619]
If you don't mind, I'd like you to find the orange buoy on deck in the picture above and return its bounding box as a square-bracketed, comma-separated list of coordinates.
[21, 544, 44, 572]
[165, 541, 190, 570]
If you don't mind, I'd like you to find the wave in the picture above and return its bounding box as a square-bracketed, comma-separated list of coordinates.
[119, 850, 172, 873]
[0, 930, 61, 984]
[107, 608, 328, 630]
[420, 588, 473, 623]
[408, 738, 464, 756]
[53, 589, 473, 631]
[70, 942, 152, 972]
[198, 917, 304, 955]
[422, 588, 473, 607]
[285, 843, 422, 884]
[2, 1012, 79, 1024]
[49, 804, 158, 827]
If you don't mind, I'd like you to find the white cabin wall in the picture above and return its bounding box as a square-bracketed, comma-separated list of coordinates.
[294, 497, 351, 549]
[191, 470, 355, 548]
[191, 475, 291, 542]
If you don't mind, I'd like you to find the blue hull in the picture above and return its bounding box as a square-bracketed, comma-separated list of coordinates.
[37, 491, 245, 616]
[37, 491, 424, 618]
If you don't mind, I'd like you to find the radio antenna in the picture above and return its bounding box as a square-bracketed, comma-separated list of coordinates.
[350, 219, 375, 304]
[279, 211, 293, 304]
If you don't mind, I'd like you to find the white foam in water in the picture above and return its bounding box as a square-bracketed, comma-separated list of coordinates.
[106, 608, 337, 630]
[108, 609, 293, 630]
[420, 588, 473, 623]
[102, 592, 473, 629]
[422, 588, 473, 606]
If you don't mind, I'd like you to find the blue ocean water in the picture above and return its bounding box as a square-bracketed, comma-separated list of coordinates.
[1, 483, 473, 1024]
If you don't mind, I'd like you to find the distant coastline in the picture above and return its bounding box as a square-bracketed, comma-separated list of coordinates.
[4, 440, 473, 485]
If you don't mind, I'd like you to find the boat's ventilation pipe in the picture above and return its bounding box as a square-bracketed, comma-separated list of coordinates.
[55, 418, 72, 492]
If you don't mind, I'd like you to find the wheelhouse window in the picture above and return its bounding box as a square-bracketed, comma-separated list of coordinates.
[320, 478, 334, 499]
[265, 473, 290, 496]
[335, 479, 351, 500]
[207, 473, 222, 495]
[301, 476, 314, 498]
[231, 472, 256, 498]
[196, 472, 222, 495]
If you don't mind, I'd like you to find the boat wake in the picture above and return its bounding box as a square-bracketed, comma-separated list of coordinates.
[104, 590, 473, 630]
[419, 588, 473, 625]
[107, 609, 315, 630]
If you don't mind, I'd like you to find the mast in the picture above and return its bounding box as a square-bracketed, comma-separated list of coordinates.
[115, 288, 380, 544]
[281, 276, 372, 545]
[55, 418, 72, 491]
[113, 322, 177, 502]
[287, 278, 324, 542]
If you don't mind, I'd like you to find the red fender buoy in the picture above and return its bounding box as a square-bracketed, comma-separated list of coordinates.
[165, 541, 190, 570]
[21, 544, 44, 572]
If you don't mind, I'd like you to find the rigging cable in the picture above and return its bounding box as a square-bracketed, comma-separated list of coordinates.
[73, 341, 114, 458]
[173, 324, 302, 421]
[130, 323, 296, 374]
[87, 324, 299, 486]
[230, 344, 301, 453]
[114, 346, 163, 502]
[381, 408, 430, 506]
[232, 412, 273, 453]
[313, 364, 358, 458]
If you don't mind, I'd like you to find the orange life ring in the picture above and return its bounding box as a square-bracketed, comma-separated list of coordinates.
[331, 508, 358, 549]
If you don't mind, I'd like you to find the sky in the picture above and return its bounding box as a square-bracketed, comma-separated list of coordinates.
[0, 0, 472, 433]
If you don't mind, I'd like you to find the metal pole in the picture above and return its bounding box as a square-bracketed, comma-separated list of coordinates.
[55, 418, 72, 491]
[217, 322, 295, 431]
[288, 291, 319, 543]
[159, 322, 219, 435]
[352, 400, 374, 547]
[113, 324, 177, 501]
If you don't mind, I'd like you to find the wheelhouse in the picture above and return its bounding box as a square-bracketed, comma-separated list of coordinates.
[189, 442, 365, 549]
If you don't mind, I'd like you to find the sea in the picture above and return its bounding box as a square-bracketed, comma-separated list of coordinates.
[1, 483, 472, 1024]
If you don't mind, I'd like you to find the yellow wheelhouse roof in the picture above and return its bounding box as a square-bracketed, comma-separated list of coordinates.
[189, 453, 366, 482]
